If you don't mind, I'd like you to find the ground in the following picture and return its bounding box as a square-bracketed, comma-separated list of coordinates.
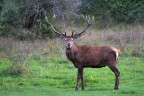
[0, 56, 144, 96]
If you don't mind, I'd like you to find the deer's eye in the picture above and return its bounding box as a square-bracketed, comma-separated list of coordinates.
[64, 38, 67, 41]
[71, 38, 74, 41]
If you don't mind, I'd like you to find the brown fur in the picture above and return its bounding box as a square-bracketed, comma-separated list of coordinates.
[46, 15, 119, 90]
[65, 43, 120, 90]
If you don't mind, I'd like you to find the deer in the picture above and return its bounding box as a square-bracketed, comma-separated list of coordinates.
[45, 15, 120, 91]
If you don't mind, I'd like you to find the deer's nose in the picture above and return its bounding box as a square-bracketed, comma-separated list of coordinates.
[67, 43, 70, 46]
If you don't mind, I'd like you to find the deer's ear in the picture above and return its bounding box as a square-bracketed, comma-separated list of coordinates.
[73, 33, 81, 39]
[58, 34, 65, 39]
[57, 34, 64, 38]
[57, 32, 66, 39]
[73, 35, 79, 39]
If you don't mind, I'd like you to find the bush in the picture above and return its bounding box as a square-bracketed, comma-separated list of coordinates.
[0, 0, 21, 26]
[2, 65, 26, 77]
[0, 0, 144, 39]
[81, 0, 144, 24]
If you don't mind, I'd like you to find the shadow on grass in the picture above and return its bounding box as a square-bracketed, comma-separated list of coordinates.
[84, 87, 113, 92]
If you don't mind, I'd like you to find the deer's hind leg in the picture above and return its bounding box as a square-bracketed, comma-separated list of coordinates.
[108, 61, 120, 90]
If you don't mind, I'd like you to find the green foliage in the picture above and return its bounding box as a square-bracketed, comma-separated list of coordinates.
[109, 0, 144, 23]
[82, 0, 144, 25]
[0, 0, 55, 39]
[0, 0, 21, 26]
[0, 0, 144, 39]
[0, 0, 22, 37]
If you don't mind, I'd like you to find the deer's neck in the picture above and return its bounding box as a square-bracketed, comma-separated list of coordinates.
[66, 44, 79, 61]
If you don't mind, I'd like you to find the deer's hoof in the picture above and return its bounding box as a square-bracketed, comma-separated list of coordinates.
[114, 87, 119, 90]
[75, 87, 78, 91]
[82, 87, 85, 90]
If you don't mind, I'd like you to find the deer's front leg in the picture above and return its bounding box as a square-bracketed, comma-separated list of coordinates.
[75, 66, 83, 91]
[75, 68, 81, 91]
[81, 68, 84, 90]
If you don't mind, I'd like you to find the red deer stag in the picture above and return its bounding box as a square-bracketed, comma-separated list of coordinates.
[45, 15, 120, 91]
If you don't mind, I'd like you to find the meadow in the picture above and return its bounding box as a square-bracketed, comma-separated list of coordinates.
[0, 56, 144, 96]
[0, 26, 144, 96]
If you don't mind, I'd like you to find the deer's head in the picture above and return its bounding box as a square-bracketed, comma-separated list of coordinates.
[45, 15, 93, 50]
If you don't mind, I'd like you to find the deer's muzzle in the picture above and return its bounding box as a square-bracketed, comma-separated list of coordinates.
[66, 43, 72, 50]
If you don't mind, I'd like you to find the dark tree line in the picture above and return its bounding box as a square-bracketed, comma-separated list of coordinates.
[0, 0, 144, 39]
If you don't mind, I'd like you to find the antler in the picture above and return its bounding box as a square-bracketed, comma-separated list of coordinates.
[74, 15, 94, 38]
[45, 15, 66, 37]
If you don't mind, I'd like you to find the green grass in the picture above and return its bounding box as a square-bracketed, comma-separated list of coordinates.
[0, 55, 144, 96]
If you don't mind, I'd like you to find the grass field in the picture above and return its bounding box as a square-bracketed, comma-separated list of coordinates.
[0, 55, 144, 96]
[0, 26, 144, 96]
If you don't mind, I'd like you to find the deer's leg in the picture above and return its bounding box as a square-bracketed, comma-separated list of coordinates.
[81, 68, 84, 90]
[108, 63, 120, 90]
[75, 67, 83, 91]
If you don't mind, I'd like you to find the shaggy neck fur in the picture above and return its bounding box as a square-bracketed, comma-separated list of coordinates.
[66, 43, 78, 60]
